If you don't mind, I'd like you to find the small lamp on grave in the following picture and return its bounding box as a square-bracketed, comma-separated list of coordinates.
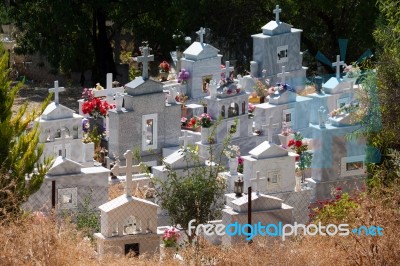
[234, 177, 244, 197]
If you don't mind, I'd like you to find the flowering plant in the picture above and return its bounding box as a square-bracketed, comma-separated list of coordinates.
[181, 117, 188, 127]
[187, 117, 199, 129]
[178, 68, 190, 84]
[224, 145, 240, 159]
[197, 113, 212, 128]
[162, 227, 180, 247]
[288, 132, 312, 180]
[237, 156, 244, 173]
[81, 89, 114, 119]
[159, 60, 170, 73]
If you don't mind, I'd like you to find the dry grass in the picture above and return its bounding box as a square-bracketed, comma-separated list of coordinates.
[1, 183, 399, 266]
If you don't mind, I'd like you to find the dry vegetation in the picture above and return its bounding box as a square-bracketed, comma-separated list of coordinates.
[1, 183, 399, 266]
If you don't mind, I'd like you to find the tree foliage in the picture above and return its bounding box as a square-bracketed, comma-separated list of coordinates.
[0, 49, 51, 219]
[153, 123, 231, 243]
[9, 0, 379, 82]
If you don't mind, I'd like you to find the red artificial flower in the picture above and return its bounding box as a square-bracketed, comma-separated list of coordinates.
[295, 140, 302, 147]
[336, 187, 342, 191]
[288, 139, 295, 147]
[335, 194, 342, 200]
[295, 154, 300, 162]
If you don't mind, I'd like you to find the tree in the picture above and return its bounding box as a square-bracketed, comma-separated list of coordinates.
[0, 49, 51, 219]
[153, 124, 229, 244]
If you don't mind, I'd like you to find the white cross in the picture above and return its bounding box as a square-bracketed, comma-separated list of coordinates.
[111, 150, 141, 197]
[332, 55, 345, 79]
[251, 171, 266, 195]
[196, 27, 206, 45]
[277, 65, 289, 85]
[92, 73, 125, 103]
[179, 130, 193, 149]
[261, 116, 280, 143]
[137, 46, 154, 79]
[49, 80, 65, 105]
[222, 61, 234, 79]
[273, 5, 282, 23]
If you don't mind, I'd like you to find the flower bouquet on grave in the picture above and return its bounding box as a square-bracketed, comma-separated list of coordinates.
[82, 97, 114, 119]
[177, 68, 190, 84]
[197, 113, 212, 128]
[237, 156, 244, 173]
[159, 60, 170, 81]
[288, 132, 312, 183]
[160, 227, 180, 260]
[162, 227, 180, 247]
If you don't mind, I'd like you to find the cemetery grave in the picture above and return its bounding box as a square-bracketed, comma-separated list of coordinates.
[15, 4, 373, 261]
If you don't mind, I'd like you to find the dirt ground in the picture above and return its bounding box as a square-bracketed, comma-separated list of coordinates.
[12, 84, 83, 116]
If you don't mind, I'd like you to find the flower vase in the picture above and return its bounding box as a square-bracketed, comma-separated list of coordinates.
[160, 244, 176, 261]
[278, 133, 294, 147]
[201, 127, 212, 144]
[229, 158, 238, 175]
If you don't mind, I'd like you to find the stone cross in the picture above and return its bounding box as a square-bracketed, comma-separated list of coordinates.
[332, 55, 345, 79]
[251, 171, 266, 195]
[196, 27, 206, 45]
[179, 130, 193, 149]
[110, 150, 141, 197]
[93, 73, 125, 103]
[277, 65, 288, 85]
[262, 116, 280, 143]
[49, 80, 65, 105]
[273, 5, 282, 23]
[137, 46, 154, 79]
[222, 61, 234, 79]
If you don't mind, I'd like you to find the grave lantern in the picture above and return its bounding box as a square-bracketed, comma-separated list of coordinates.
[234, 177, 244, 197]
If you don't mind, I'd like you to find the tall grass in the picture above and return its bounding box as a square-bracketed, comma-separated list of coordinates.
[1, 183, 399, 266]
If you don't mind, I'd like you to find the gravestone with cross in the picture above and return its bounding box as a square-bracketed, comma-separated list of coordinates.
[221, 61, 234, 79]
[110, 150, 142, 196]
[181, 27, 222, 99]
[251, 171, 266, 195]
[137, 46, 154, 80]
[260, 116, 280, 143]
[37, 80, 94, 165]
[49, 81, 65, 105]
[252, 4, 307, 90]
[273, 5, 282, 23]
[92, 73, 125, 134]
[196, 27, 206, 45]
[179, 130, 194, 149]
[93, 73, 125, 103]
[332, 55, 345, 80]
[277, 65, 289, 85]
